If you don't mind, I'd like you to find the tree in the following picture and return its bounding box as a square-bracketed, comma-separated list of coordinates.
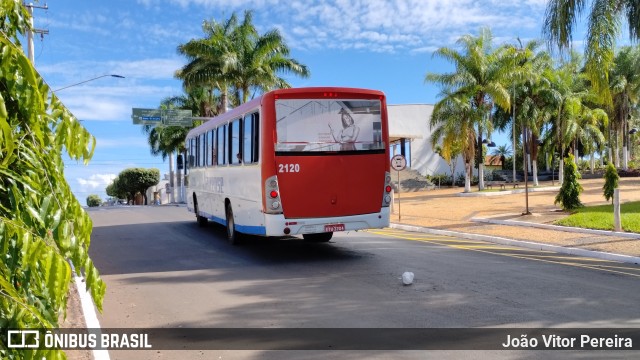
[500, 41, 554, 186]
[176, 14, 238, 114]
[426, 28, 511, 191]
[490, 144, 511, 170]
[229, 12, 310, 103]
[434, 142, 462, 186]
[544, 52, 589, 183]
[176, 11, 309, 111]
[609, 46, 640, 169]
[86, 194, 102, 207]
[555, 154, 584, 210]
[116, 168, 160, 205]
[106, 175, 127, 200]
[429, 91, 479, 192]
[603, 162, 619, 203]
[142, 95, 196, 204]
[0, 2, 105, 358]
[566, 105, 607, 169]
[543, 0, 640, 102]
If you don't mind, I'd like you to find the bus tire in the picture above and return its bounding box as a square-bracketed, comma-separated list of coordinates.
[303, 232, 333, 242]
[194, 198, 208, 227]
[225, 202, 240, 245]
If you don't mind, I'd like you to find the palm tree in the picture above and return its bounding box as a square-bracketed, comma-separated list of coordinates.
[490, 144, 511, 170]
[429, 89, 479, 192]
[609, 46, 640, 169]
[500, 40, 553, 186]
[228, 12, 310, 103]
[544, 52, 588, 183]
[566, 106, 608, 171]
[176, 11, 310, 111]
[142, 95, 199, 203]
[176, 14, 239, 114]
[543, 0, 640, 102]
[426, 28, 511, 190]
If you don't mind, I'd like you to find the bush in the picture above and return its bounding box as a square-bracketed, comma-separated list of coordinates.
[86, 194, 102, 207]
[578, 159, 590, 172]
[603, 163, 619, 203]
[555, 155, 583, 210]
[455, 172, 478, 187]
[427, 173, 452, 187]
[618, 168, 640, 177]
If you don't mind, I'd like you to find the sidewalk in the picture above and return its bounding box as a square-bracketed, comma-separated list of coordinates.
[389, 177, 640, 263]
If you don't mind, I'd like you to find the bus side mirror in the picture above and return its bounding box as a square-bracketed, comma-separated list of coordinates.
[177, 155, 184, 170]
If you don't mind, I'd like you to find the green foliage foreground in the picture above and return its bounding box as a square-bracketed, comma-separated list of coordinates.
[0, 3, 105, 358]
[554, 202, 640, 233]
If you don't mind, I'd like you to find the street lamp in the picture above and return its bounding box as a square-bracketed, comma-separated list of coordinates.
[54, 74, 125, 92]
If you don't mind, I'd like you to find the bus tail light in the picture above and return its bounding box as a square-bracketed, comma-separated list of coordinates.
[265, 175, 283, 214]
[382, 172, 392, 207]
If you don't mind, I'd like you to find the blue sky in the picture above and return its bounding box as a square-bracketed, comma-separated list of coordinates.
[25, 0, 573, 202]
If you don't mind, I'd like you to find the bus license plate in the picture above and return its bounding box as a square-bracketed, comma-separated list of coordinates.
[324, 224, 345, 232]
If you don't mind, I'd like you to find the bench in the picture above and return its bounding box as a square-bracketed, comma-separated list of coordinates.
[510, 182, 520, 188]
[485, 181, 507, 189]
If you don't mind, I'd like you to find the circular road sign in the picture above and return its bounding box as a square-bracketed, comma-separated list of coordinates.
[391, 154, 407, 171]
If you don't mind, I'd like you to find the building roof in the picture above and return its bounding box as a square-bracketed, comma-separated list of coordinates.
[485, 155, 503, 166]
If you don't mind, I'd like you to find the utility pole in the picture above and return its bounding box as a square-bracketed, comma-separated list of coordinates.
[23, 2, 49, 64]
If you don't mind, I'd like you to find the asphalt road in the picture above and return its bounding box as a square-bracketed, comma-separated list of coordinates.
[87, 206, 640, 360]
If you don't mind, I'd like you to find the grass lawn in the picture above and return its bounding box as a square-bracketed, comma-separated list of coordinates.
[554, 201, 640, 233]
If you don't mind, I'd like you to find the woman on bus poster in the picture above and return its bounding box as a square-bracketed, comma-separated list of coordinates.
[329, 107, 360, 151]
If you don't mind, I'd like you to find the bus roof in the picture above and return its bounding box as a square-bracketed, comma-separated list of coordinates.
[186, 87, 385, 138]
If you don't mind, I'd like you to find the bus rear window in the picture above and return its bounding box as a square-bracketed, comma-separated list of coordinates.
[275, 99, 383, 152]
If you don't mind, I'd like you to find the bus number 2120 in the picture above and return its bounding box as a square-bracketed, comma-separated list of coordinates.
[279, 163, 300, 173]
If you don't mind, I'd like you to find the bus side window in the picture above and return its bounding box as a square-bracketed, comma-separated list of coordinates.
[230, 118, 241, 165]
[199, 133, 206, 167]
[188, 137, 196, 168]
[195, 136, 200, 168]
[243, 112, 259, 163]
[252, 112, 259, 163]
[208, 129, 215, 166]
[217, 125, 226, 166]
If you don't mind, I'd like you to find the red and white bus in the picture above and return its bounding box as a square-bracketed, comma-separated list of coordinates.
[185, 87, 392, 243]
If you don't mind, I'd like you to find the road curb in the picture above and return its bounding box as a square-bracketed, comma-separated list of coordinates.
[389, 223, 640, 265]
[74, 276, 110, 360]
[456, 186, 560, 197]
[471, 216, 640, 240]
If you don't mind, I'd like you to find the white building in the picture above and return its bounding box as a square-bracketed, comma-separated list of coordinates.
[387, 104, 466, 177]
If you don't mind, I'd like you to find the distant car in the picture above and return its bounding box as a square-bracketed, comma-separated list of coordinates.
[118, 199, 128, 205]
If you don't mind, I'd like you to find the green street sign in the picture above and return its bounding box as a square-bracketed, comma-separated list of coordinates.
[132, 108, 162, 125]
[131, 108, 194, 127]
[162, 109, 193, 126]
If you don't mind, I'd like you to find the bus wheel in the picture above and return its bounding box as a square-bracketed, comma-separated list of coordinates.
[303, 232, 333, 242]
[225, 203, 239, 245]
[194, 199, 208, 227]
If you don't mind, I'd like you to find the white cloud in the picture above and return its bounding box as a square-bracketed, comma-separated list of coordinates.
[40, 58, 185, 121]
[76, 173, 117, 192]
[128, 1, 549, 54]
[109, 58, 185, 80]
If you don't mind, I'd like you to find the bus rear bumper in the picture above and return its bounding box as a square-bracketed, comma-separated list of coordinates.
[264, 208, 390, 237]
